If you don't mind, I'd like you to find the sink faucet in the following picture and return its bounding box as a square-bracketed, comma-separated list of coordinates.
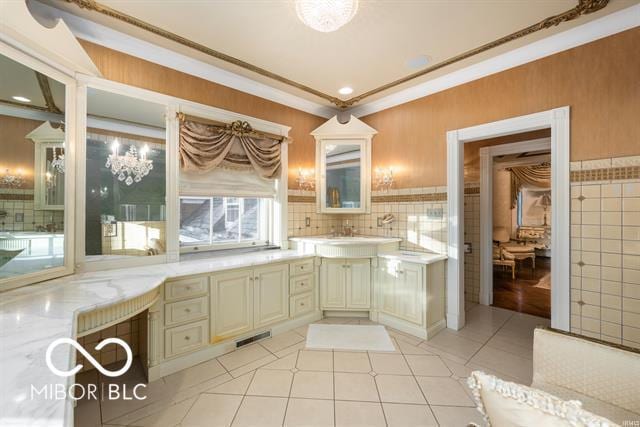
[343, 221, 355, 237]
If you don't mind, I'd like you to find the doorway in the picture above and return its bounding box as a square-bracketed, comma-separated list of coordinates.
[478, 137, 552, 318]
[446, 107, 570, 331]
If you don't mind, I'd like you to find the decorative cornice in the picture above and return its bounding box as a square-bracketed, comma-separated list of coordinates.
[35, 72, 62, 114]
[62, 0, 609, 108]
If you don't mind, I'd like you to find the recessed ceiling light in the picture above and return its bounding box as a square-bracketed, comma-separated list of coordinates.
[406, 55, 431, 70]
[12, 96, 31, 103]
[338, 87, 353, 95]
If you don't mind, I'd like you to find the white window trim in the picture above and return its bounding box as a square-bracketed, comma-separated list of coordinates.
[178, 196, 272, 253]
[0, 39, 77, 292]
[75, 75, 290, 272]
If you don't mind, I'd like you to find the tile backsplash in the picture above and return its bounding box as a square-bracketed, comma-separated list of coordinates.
[287, 187, 448, 254]
[0, 188, 64, 232]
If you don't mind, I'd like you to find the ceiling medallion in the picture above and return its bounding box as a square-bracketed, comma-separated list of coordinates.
[295, 0, 359, 33]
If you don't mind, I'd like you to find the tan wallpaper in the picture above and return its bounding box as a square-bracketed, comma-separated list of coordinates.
[0, 115, 44, 189]
[78, 40, 326, 189]
[361, 28, 640, 188]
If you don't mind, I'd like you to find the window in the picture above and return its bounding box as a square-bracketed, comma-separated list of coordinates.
[180, 196, 269, 250]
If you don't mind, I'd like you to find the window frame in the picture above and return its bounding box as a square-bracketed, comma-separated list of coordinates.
[75, 76, 289, 272]
[179, 196, 272, 253]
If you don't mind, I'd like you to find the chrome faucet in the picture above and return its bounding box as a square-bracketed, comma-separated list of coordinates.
[343, 221, 355, 237]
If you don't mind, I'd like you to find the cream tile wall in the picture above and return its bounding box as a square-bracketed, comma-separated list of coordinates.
[570, 156, 640, 349]
[288, 188, 448, 254]
[0, 189, 64, 232]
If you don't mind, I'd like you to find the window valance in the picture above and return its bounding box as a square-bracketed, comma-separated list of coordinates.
[507, 163, 551, 208]
[178, 115, 288, 180]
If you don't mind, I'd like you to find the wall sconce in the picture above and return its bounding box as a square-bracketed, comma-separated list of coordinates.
[296, 168, 315, 191]
[375, 167, 394, 191]
[1, 168, 25, 188]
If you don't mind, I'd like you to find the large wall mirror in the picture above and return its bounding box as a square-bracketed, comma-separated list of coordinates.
[0, 52, 69, 284]
[84, 88, 167, 262]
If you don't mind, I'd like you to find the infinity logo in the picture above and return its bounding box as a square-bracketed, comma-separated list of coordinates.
[45, 337, 132, 378]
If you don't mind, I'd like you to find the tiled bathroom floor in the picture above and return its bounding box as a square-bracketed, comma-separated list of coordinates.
[76, 305, 549, 427]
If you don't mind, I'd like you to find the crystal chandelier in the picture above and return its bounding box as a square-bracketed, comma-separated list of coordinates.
[105, 141, 153, 186]
[51, 152, 65, 174]
[295, 0, 359, 32]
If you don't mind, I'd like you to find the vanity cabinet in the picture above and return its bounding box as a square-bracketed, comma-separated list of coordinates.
[320, 258, 370, 310]
[376, 258, 446, 339]
[211, 263, 289, 342]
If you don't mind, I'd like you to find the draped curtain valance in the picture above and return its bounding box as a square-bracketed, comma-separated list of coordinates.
[179, 116, 287, 180]
[508, 163, 551, 208]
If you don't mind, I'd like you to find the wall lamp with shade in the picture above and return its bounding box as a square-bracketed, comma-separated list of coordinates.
[374, 167, 394, 191]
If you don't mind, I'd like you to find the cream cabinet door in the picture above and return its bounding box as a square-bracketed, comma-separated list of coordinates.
[253, 264, 289, 329]
[396, 262, 424, 326]
[346, 259, 371, 309]
[321, 259, 346, 309]
[210, 269, 253, 343]
[378, 260, 398, 315]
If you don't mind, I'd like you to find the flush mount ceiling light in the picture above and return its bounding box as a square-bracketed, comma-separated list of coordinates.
[12, 96, 31, 103]
[406, 55, 431, 70]
[338, 86, 353, 95]
[295, 0, 359, 33]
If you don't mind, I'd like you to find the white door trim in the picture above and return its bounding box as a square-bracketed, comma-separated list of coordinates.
[478, 138, 551, 306]
[446, 107, 570, 331]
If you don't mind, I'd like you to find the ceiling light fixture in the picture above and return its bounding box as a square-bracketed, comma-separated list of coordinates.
[406, 55, 431, 70]
[295, 0, 359, 33]
[338, 86, 353, 95]
[12, 96, 31, 103]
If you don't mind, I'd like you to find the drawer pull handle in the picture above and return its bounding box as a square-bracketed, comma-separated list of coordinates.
[184, 336, 191, 341]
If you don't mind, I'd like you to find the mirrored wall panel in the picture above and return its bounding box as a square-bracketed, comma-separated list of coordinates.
[85, 88, 166, 260]
[0, 53, 66, 280]
[325, 143, 361, 209]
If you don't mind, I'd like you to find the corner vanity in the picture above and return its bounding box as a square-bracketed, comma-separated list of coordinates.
[290, 236, 448, 339]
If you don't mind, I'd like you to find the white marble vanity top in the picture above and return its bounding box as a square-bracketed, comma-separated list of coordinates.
[0, 249, 313, 427]
[378, 250, 448, 264]
[290, 235, 402, 245]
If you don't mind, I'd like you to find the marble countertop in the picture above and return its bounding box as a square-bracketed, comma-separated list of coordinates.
[0, 249, 314, 427]
[290, 235, 402, 246]
[378, 250, 448, 264]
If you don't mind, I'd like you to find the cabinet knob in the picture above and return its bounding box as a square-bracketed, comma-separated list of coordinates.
[300, 302, 305, 306]
[184, 336, 190, 341]
[185, 286, 192, 290]
[185, 308, 191, 313]
[398, 270, 404, 274]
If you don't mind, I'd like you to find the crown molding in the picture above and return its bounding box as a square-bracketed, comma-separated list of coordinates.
[28, 1, 336, 118]
[351, 3, 640, 117]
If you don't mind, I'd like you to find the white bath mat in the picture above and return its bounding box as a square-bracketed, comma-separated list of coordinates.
[306, 324, 395, 352]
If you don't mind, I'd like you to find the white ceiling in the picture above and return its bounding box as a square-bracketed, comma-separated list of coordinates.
[0, 54, 65, 111]
[28, 0, 639, 111]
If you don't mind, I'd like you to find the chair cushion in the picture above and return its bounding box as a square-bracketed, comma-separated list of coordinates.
[533, 381, 639, 425]
[468, 371, 618, 427]
[502, 244, 535, 254]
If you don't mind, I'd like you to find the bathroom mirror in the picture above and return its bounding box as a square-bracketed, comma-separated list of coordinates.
[323, 141, 362, 209]
[0, 52, 68, 283]
[84, 87, 167, 261]
[313, 115, 375, 214]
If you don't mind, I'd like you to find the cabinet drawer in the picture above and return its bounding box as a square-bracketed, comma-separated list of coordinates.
[165, 277, 208, 302]
[164, 296, 208, 327]
[290, 274, 313, 295]
[165, 320, 208, 359]
[290, 259, 314, 276]
[290, 292, 313, 318]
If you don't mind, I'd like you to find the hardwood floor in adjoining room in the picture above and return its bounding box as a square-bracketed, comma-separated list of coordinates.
[492, 256, 551, 319]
